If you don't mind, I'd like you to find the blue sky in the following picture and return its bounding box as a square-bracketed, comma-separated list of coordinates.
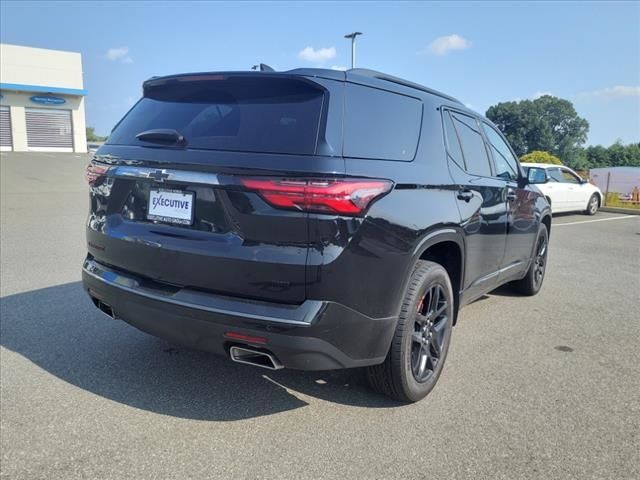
[1, 1, 638, 144]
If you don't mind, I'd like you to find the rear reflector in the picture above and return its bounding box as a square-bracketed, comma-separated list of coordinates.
[239, 177, 393, 215]
[85, 163, 109, 186]
[224, 332, 268, 345]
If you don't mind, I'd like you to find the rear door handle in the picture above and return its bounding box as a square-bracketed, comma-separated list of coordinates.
[457, 189, 474, 202]
[506, 188, 517, 202]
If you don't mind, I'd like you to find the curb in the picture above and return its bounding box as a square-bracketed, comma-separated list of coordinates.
[600, 207, 640, 215]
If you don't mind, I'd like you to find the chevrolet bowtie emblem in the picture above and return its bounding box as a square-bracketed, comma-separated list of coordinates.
[148, 170, 170, 182]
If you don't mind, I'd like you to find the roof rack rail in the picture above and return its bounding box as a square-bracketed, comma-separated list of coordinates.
[348, 68, 463, 105]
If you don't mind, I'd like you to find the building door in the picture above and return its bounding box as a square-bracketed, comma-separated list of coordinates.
[25, 108, 73, 152]
[0, 106, 12, 151]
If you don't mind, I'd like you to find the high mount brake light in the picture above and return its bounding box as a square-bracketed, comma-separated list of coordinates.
[239, 178, 393, 215]
[176, 75, 227, 82]
[85, 164, 109, 186]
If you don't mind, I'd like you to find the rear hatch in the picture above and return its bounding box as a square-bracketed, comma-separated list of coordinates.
[86, 73, 335, 304]
[86, 72, 391, 305]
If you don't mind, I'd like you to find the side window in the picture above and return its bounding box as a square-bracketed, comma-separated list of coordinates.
[547, 168, 564, 182]
[482, 123, 520, 181]
[442, 110, 465, 168]
[344, 84, 423, 161]
[560, 169, 580, 184]
[450, 112, 492, 177]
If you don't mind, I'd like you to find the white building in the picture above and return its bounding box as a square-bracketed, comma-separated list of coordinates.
[0, 43, 87, 153]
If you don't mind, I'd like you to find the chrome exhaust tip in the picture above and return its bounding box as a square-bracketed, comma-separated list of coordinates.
[229, 346, 283, 370]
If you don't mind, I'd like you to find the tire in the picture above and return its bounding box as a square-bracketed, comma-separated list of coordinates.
[366, 260, 454, 403]
[585, 194, 599, 216]
[511, 224, 549, 296]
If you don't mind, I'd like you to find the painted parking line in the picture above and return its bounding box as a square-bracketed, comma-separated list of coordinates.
[554, 215, 637, 226]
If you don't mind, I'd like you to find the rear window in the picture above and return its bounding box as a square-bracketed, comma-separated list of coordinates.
[107, 76, 325, 155]
[343, 84, 422, 161]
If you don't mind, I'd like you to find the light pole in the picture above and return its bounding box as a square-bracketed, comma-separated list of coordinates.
[344, 32, 363, 69]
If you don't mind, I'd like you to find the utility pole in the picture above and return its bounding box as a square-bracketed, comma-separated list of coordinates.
[344, 32, 363, 69]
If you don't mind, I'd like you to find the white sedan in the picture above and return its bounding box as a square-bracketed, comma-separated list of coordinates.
[522, 163, 603, 215]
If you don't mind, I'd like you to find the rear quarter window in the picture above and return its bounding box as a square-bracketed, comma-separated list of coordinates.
[343, 84, 423, 161]
[449, 111, 493, 177]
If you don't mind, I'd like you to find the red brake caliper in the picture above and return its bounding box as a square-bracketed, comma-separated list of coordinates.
[417, 295, 425, 315]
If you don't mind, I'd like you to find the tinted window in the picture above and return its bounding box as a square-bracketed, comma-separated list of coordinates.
[443, 111, 464, 168]
[344, 84, 422, 161]
[450, 112, 492, 177]
[107, 76, 325, 155]
[482, 123, 519, 181]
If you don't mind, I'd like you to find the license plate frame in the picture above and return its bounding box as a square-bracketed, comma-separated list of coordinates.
[147, 188, 195, 225]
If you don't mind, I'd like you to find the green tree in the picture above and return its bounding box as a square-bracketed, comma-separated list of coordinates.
[584, 145, 610, 168]
[86, 127, 106, 142]
[562, 145, 589, 170]
[581, 142, 640, 168]
[606, 140, 640, 167]
[520, 150, 563, 165]
[486, 95, 589, 168]
[625, 142, 640, 166]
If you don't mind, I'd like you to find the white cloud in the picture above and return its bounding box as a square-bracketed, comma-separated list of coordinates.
[424, 34, 472, 56]
[577, 85, 640, 99]
[106, 46, 133, 64]
[331, 65, 348, 71]
[533, 91, 553, 99]
[298, 46, 336, 64]
[106, 47, 128, 60]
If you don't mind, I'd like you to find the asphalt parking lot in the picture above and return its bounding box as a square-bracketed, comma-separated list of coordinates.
[1, 152, 639, 480]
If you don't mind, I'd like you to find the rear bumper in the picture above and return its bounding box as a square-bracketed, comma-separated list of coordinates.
[82, 257, 396, 370]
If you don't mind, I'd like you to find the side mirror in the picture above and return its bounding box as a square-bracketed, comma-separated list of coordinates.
[527, 167, 548, 185]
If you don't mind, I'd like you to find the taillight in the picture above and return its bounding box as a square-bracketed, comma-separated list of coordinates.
[85, 163, 109, 186]
[239, 177, 393, 215]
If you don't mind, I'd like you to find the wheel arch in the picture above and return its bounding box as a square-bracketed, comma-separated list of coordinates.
[594, 191, 603, 206]
[412, 229, 465, 325]
[541, 213, 552, 238]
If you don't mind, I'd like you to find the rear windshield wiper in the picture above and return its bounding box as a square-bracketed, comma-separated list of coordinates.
[136, 129, 187, 147]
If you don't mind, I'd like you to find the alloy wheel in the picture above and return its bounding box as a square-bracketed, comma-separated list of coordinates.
[533, 235, 547, 288]
[411, 284, 449, 383]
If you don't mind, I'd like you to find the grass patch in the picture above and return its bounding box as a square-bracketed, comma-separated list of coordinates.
[604, 192, 640, 210]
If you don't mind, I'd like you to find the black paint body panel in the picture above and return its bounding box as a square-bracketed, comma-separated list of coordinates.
[83, 69, 550, 370]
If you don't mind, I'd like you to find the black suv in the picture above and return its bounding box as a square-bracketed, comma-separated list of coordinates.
[83, 68, 551, 402]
